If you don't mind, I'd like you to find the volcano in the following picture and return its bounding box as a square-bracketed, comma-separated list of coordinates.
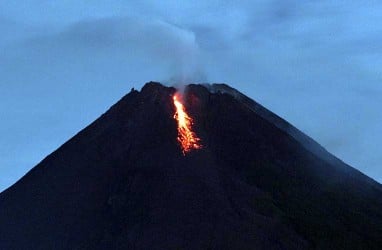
[1, 82, 382, 249]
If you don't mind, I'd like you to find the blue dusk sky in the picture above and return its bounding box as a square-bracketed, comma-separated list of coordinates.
[0, 1, 381, 191]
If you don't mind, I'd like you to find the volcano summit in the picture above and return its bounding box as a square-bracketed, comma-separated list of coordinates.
[1, 82, 382, 249]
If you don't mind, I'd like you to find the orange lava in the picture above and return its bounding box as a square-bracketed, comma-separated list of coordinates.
[173, 93, 202, 155]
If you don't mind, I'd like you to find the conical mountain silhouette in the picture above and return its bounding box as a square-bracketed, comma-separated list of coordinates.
[1, 82, 381, 250]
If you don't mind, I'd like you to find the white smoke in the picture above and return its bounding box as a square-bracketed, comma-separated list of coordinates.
[155, 21, 207, 85]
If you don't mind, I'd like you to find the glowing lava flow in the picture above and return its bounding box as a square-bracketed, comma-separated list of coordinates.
[173, 93, 202, 155]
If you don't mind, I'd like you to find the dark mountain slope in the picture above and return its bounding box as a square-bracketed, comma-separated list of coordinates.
[0, 82, 381, 250]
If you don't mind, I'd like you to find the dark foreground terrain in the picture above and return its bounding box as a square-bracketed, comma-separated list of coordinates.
[1, 82, 382, 249]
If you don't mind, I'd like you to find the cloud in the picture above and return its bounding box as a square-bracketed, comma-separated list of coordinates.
[54, 17, 204, 83]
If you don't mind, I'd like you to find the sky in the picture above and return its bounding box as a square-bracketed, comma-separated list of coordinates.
[0, 1, 381, 191]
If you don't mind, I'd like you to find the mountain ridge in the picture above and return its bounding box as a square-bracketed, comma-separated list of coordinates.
[202, 83, 381, 187]
[1, 82, 381, 249]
